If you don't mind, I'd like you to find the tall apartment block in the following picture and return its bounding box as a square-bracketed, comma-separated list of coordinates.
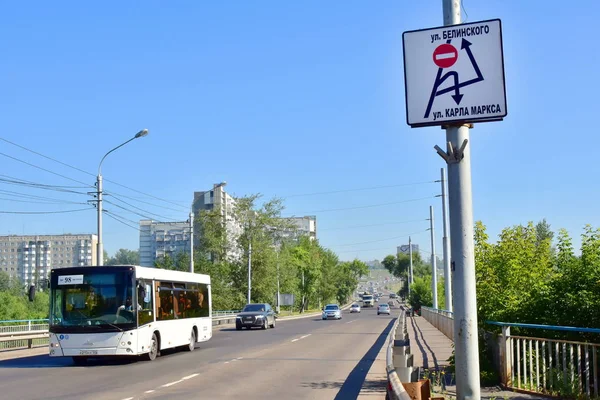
[0, 234, 97, 287]
[139, 220, 191, 267]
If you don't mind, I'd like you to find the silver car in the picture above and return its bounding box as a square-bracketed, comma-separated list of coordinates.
[322, 304, 342, 320]
[377, 303, 391, 315]
[350, 304, 361, 313]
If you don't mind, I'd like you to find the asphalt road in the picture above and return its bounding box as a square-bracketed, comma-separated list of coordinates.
[0, 299, 397, 400]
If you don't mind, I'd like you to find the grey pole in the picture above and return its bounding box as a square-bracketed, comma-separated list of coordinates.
[442, 1, 481, 398]
[276, 250, 281, 313]
[96, 174, 103, 266]
[189, 211, 194, 273]
[408, 236, 413, 298]
[441, 168, 453, 312]
[96, 129, 148, 267]
[247, 241, 252, 304]
[429, 206, 438, 309]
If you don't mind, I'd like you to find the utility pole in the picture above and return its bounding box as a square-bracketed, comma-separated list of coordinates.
[440, 168, 452, 312]
[429, 206, 438, 309]
[408, 236, 413, 298]
[247, 241, 252, 304]
[276, 249, 280, 313]
[96, 174, 103, 266]
[440, 1, 481, 397]
[189, 211, 194, 273]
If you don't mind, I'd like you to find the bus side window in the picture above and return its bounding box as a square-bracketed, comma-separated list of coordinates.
[138, 279, 153, 326]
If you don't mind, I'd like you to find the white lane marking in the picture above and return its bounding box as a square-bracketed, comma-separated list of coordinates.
[182, 373, 199, 380]
[121, 398, 134, 400]
[346, 320, 356, 324]
[224, 361, 230, 364]
[161, 379, 184, 388]
[236, 357, 243, 360]
[145, 390, 155, 394]
[300, 334, 311, 339]
[291, 338, 300, 342]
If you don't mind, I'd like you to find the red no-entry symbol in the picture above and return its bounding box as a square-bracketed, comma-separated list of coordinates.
[433, 44, 458, 68]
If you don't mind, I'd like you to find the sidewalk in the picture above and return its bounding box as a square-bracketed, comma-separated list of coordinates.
[406, 314, 453, 370]
[0, 346, 46, 361]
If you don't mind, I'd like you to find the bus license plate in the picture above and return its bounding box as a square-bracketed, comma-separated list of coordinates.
[80, 350, 98, 355]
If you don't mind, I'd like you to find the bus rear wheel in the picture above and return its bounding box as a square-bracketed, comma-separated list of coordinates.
[144, 333, 159, 361]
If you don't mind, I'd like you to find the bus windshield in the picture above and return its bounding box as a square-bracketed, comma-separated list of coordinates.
[50, 267, 136, 333]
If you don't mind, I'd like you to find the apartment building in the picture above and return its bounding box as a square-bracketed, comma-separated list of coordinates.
[0, 234, 97, 287]
[139, 220, 191, 267]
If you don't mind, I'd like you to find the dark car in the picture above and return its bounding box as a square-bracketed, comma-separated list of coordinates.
[236, 303, 276, 330]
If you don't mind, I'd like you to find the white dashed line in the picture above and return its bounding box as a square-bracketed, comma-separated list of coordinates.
[300, 334, 311, 339]
[121, 398, 134, 400]
[161, 379, 184, 388]
[236, 357, 243, 360]
[346, 320, 356, 324]
[182, 373, 199, 380]
[145, 390, 155, 394]
[291, 338, 300, 342]
[224, 361, 230, 364]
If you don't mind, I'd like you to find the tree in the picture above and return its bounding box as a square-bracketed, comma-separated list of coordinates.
[106, 249, 140, 265]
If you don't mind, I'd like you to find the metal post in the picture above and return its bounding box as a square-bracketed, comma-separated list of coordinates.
[247, 241, 252, 304]
[276, 251, 280, 313]
[96, 174, 103, 266]
[441, 168, 452, 312]
[442, 1, 481, 398]
[408, 236, 413, 298]
[429, 206, 438, 309]
[189, 211, 194, 273]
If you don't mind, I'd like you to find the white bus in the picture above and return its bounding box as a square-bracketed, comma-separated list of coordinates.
[47, 265, 211, 364]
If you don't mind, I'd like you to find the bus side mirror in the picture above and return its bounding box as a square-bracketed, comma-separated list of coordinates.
[28, 285, 36, 302]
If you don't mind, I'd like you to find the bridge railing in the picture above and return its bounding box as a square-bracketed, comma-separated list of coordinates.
[418, 306, 600, 399]
[0, 310, 242, 351]
[488, 321, 600, 399]
[421, 306, 454, 340]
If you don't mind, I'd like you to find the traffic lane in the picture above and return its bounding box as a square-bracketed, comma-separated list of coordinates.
[132, 308, 396, 400]
[0, 311, 359, 400]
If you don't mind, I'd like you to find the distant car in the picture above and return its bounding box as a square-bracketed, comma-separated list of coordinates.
[377, 304, 391, 315]
[389, 293, 397, 299]
[322, 304, 342, 320]
[350, 304, 361, 313]
[236, 303, 276, 330]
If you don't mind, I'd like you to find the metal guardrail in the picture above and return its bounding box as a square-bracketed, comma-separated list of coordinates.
[385, 307, 412, 400]
[0, 311, 242, 350]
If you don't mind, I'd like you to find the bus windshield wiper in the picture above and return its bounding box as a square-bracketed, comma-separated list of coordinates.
[96, 320, 124, 332]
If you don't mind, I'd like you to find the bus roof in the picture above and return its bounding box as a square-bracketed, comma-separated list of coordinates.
[51, 265, 210, 285]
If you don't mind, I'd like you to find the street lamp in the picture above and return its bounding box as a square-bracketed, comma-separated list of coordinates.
[96, 129, 149, 266]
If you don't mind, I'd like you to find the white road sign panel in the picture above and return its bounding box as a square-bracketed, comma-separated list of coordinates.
[403, 19, 507, 127]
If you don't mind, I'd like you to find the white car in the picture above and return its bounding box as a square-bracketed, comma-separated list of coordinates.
[377, 304, 391, 315]
[350, 304, 361, 313]
[322, 304, 342, 320]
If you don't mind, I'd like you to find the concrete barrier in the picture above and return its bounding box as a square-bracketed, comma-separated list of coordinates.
[385, 307, 412, 400]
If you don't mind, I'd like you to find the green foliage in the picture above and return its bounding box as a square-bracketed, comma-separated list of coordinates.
[106, 248, 140, 265]
[191, 194, 364, 312]
[475, 220, 600, 342]
[0, 272, 49, 321]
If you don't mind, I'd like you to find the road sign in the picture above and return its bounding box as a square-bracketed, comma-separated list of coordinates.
[402, 19, 506, 127]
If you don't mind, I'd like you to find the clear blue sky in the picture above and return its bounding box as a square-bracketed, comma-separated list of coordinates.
[0, 1, 597, 262]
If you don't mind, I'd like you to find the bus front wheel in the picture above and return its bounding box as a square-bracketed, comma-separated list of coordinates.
[186, 329, 196, 352]
[145, 333, 159, 361]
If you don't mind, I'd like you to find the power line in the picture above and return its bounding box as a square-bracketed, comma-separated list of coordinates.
[319, 219, 427, 232]
[0, 189, 87, 203]
[0, 196, 87, 205]
[336, 246, 398, 254]
[0, 136, 189, 210]
[106, 195, 178, 221]
[0, 174, 89, 189]
[103, 199, 165, 222]
[0, 152, 92, 187]
[281, 181, 436, 198]
[0, 177, 90, 195]
[103, 210, 141, 231]
[289, 196, 435, 214]
[105, 190, 186, 214]
[330, 229, 429, 248]
[0, 207, 93, 214]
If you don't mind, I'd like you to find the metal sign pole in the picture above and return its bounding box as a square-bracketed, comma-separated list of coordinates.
[441, 1, 481, 398]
